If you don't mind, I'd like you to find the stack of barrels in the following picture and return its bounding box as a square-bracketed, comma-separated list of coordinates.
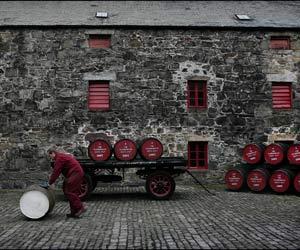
[87, 137, 164, 162]
[225, 142, 300, 194]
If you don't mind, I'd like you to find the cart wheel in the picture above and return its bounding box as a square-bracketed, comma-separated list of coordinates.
[78, 174, 93, 200]
[146, 171, 175, 200]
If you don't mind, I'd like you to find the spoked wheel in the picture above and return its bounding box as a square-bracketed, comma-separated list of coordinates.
[146, 171, 175, 200]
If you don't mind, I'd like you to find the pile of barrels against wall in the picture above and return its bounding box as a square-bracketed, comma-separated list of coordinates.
[225, 142, 300, 193]
[88, 137, 164, 162]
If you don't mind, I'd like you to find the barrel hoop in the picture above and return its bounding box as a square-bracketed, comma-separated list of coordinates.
[19, 185, 56, 220]
[139, 138, 163, 161]
[113, 139, 137, 161]
[88, 139, 112, 161]
[243, 143, 264, 164]
[247, 168, 269, 192]
[287, 144, 300, 165]
[293, 172, 300, 192]
[225, 168, 246, 191]
[264, 143, 287, 165]
[269, 169, 294, 193]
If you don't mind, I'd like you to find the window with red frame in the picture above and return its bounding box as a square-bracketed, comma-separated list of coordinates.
[188, 141, 208, 170]
[187, 80, 207, 109]
[88, 81, 110, 110]
[270, 36, 290, 49]
[272, 82, 292, 109]
[88, 34, 111, 48]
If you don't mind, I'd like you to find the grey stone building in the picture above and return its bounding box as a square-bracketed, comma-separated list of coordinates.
[0, 1, 299, 188]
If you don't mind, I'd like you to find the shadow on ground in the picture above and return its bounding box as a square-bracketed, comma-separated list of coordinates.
[54, 185, 191, 202]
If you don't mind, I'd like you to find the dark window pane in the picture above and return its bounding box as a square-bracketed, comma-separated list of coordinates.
[189, 143, 196, 151]
[198, 160, 205, 166]
[190, 98, 195, 106]
[190, 152, 197, 159]
[188, 82, 196, 90]
[189, 91, 195, 99]
[190, 160, 197, 167]
[198, 97, 203, 106]
[198, 151, 205, 159]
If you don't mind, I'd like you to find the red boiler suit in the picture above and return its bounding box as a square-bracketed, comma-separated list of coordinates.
[49, 152, 84, 215]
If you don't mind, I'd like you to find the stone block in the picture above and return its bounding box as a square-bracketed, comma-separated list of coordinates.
[5, 67, 18, 77]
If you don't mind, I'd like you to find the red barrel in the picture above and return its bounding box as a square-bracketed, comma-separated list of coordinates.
[113, 139, 137, 161]
[247, 168, 270, 192]
[287, 144, 300, 165]
[139, 138, 163, 160]
[242, 143, 265, 164]
[269, 168, 295, 193]
[264, 143, 289, 165]
[88, 139, 112, 161]
[225, 167, 247, 191]
[293, 172, 300, 193]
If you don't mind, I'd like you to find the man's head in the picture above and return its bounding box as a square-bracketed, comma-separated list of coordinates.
[47, 148, 57, 160]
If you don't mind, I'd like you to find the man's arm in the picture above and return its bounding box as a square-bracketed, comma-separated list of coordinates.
[49, 159, 63, 185]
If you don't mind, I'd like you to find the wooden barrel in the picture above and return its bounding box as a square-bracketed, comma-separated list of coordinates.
[264, 143, 289, 165]
[20, 184, 55, 220]
[287, 144, 300, 165]
[269, 168, 295, 193]
[139, 138, 163, 161]
[247, 168, 270, 192]
[88, 139, 112, 161]
[242, 143, 265, 164]
[225, 167, 248, 191]
[293, 172, 300, 193]
[113, 139, 137, 161]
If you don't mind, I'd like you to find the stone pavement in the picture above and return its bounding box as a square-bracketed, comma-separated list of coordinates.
[0, 184, 299, 249]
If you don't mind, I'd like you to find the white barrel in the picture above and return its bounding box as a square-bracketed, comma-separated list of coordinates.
[19, 184, 56, 219]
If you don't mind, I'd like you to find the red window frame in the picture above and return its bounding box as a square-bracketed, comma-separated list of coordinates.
[270, 36, 290, 50]
[88, 80, 110, 110]
[88, 34, 111, 48]
[188, 141, 208, 170]
[187, 80, 207, 110]
[272, 82, 292, 109]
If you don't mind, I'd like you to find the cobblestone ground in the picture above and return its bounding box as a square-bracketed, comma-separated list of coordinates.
[0, 184, 299, 249]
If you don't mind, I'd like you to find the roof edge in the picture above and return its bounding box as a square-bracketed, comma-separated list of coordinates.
[1, 24, 300, 31]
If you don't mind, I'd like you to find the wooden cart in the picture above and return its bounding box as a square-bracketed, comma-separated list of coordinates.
[74, 157, 187, 200]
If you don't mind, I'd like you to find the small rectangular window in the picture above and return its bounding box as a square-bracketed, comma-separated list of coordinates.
[88, 34, 111, 48]
[188, 141, 208, 170]
[235, 14, 252, 21]
[272, 82, 292, 109]
[88, 80, 110, 110]
[187, 80, 207, 109]
[270, 36, 290, 49]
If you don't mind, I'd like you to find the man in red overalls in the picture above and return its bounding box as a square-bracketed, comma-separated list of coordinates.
[48, 148, 87, 218]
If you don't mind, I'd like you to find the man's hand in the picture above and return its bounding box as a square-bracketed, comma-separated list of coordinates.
[48, 183, 55, 189]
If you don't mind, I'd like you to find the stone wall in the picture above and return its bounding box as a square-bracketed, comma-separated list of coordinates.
[0, 28, 299, 188]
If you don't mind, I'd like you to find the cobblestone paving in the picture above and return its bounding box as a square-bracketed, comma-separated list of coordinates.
[0, 184, 299, 249]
